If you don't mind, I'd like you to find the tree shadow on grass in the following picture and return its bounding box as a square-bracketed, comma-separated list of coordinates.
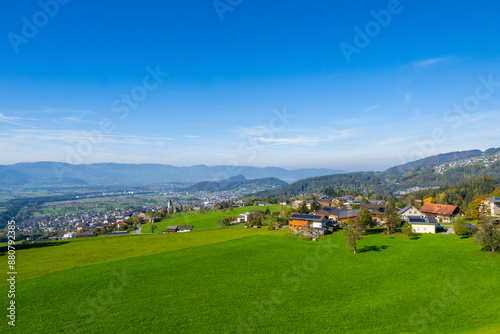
[358, 245, 389, 253]
[0, 241, 69, 256]
[410, 235, 421, 240]
[365, 228, 386, 235]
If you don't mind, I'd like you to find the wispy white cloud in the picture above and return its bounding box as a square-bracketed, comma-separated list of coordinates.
[0, 129, 175, 145]
[0, 113, 35, 127]
[322, 72, 343, 79]
[410, 56, 454, 69]
[237, 127, 361, 150]
[184, 135, 199, 138]
[363, 104, 380, 112]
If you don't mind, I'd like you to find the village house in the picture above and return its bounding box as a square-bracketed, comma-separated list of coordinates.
[479, 198, 500, 217]
[398, 205, 425, 220]
[288, 214, 328, 234]
[419, 203, 462, 223]
[61, 232, 76, 239]
[148, 216, 161, 223]
[407, 216, 440, 234]
[327, 208, 360, 225]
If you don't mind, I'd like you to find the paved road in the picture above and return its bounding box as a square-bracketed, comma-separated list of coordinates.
[135, 224, 142, 234]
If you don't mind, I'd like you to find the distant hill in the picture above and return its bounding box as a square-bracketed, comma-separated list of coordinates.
[256, 147, 500, 198]
[0, 162, 345, 187]
[183, 175, 288, 192]
[384, 149, 484, 176]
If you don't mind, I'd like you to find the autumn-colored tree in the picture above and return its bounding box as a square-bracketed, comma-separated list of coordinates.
[468, 198, 487, 220]
[423, 196, 435, 204]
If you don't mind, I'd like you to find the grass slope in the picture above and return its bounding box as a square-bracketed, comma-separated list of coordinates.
[1, 230, 499, 333]
[0, 228, 281, 283]
[141, 205, 283, 233]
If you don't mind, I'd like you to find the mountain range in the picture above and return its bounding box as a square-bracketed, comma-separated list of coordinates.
[0, 162, 345, 187]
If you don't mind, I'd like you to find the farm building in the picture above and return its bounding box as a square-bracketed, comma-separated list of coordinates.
[178, 225, 193, 232]
[167, 226, 178, 233]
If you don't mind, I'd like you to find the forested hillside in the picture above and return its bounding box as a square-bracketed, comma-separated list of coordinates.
[257, 159, 500, 198]
[400, 176, 500, 212]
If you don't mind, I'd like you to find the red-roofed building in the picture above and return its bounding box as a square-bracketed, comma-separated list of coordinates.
[419, 203, 462, 223]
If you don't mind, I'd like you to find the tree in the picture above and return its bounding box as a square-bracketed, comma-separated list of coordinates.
[248, 211, 264, 227]
[351, 204, 360, 210]
[310, 201, 319, 212]
[468, 198, 487, 220]
[453, 217, 469, 238]
[423, 196, 435, 204]
[299, 201, 309, 214]
[402, 222, 413, 240]
[356, 209, 373, 231]
[151, 224, 157, 234]
[100, 226, 107, 235]
[222, 215, 236, 226]
[406, 194, 416, 206]
[264, 207, 271, 215]
[385, 197, 401, 235]
[474, 218, 500, 252]
[361, 197, 370, 204]
[343, 221, 363, 254]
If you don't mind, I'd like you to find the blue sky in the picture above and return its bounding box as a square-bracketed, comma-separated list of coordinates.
[1, 0, 500, 171]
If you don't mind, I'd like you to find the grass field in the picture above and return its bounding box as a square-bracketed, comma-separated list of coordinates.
[141, 205, 284, 233]
[1, 227, 499, 333]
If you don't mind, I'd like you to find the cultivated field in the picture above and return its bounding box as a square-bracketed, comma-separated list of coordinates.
[1, 226, 499, 333]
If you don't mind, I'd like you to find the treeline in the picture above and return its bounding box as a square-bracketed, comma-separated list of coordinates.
[255, 172, 393, 198]
[401, 176, 500, 211]
[186, 177, 288, 192]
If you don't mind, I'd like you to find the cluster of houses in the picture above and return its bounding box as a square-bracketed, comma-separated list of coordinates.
[433, 152, 500, 174]
[286, 195, 470, 235]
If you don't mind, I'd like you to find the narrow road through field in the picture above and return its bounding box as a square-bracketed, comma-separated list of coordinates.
[135, 224, 142, 234]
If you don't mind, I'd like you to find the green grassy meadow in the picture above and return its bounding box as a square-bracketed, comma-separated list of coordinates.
[141, 205, 283, 233]
[1, 227, 499, 333]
